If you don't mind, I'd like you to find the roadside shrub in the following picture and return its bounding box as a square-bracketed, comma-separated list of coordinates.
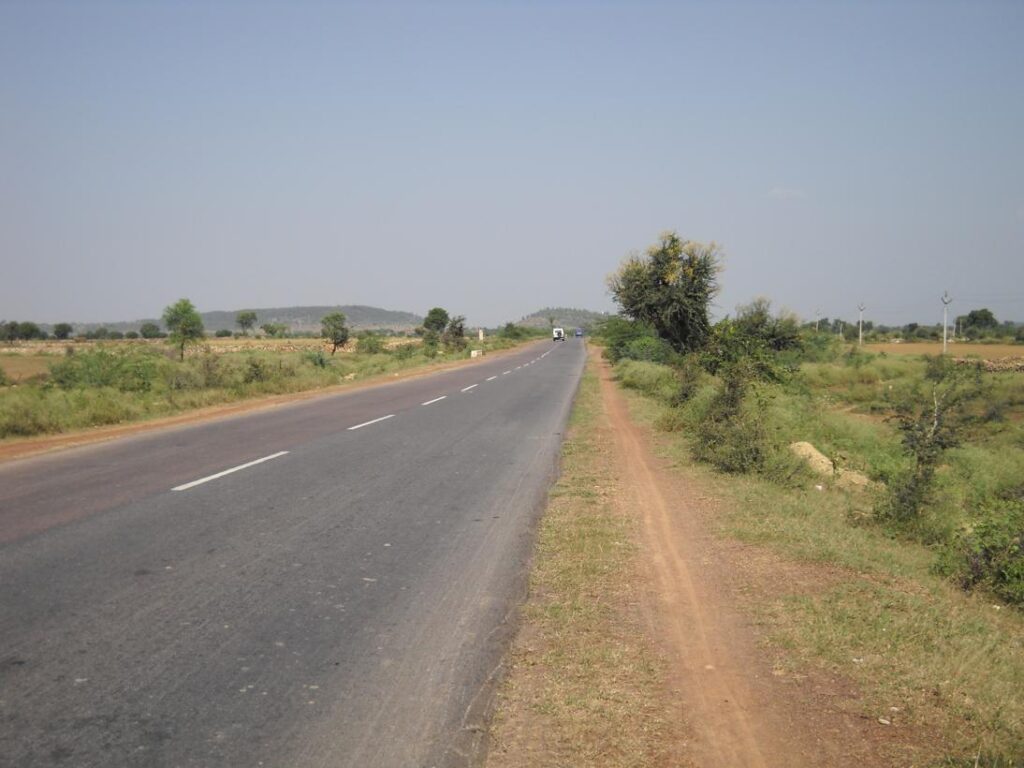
[392, 343, 416, 360]
[422, 333, 439, 358]
[164, 365, 204, 391]
[441, 316, 468, 351]
[215, 329, 232, 338]
[939, 498, 1024, 606]
[596, 317, 658, 363]
[499, 322, 531, 339]
[49, 349, 162, 393]
[786, 332, 841, 364]
[671, 355, 706, 405]
[876, 366, 983, 525]
[0, 388, 58, 436]
[243, 357, 270, 384]
[305, 349, 329, 368]
[620, 335, 673, 364]
[356, 333, 386, 354]
[615, 360, 677, 403]
[692, 366, 769, 474]
[194, 352, 224, 387]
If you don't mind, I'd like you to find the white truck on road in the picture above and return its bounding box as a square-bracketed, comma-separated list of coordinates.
[552, 327, 566, 342]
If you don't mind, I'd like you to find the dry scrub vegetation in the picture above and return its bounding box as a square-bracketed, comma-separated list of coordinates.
[0, 336, 524, 440]
[614, 347, 1024, 765]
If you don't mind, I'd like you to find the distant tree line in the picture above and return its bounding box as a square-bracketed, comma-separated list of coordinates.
[802, 308, 1024, 343]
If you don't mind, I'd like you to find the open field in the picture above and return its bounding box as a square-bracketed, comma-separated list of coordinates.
[867, 341, 1023, 359]
[0, 335, 422, 357]
[0, 354, 51, 382]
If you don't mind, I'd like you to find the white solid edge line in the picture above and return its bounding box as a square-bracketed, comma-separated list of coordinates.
[348, 414, 395, 431]
[485, 375, 497, 381]
[172, 451, 289, 492]
[461, 384, 478, 392]
[502, 370, 512, 375]
[422, 395, 447, 406]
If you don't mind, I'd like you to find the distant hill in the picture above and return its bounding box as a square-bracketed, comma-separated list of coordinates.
[197, 305, 422, 333]
[517, 307, 611, 330]
[68, 305, 423, 334]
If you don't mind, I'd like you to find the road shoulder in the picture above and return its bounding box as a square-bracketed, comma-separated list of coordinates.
[486, 349, 921, 767]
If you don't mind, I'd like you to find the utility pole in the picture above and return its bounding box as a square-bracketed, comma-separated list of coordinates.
[814, 308, 821, 332]
[858, 303, 866, 347]
[941, 291, 953, 355]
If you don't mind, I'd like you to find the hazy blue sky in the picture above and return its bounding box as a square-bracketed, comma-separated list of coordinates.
[2, 1, 1022, 327]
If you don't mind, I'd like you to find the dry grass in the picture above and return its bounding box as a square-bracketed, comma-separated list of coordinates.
[868, 341, 1022, 359]
[0, 354, 51, 381]
[487, 364, 673, 768]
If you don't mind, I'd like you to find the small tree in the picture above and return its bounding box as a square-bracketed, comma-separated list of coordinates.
[53, 323, 73, 340]
[442, 315, 467, 350]
[261, 322, 287, 338]
[608, 232, 721, 353]
[16, 321, 44, 340]
[321, 312, 350, 355]
[356, 332, 385, 354]
[140, 322, 162, 339]
[236, 310, 257, 336]
[423, 307, 449, 335]
[878, 360, 983, 524]
[162, 298, 205, 361]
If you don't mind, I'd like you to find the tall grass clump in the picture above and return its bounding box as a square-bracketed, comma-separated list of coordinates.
[614, 359, 678, 402]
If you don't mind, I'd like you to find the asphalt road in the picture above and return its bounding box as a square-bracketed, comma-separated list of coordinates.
[0, 338, 587, 768]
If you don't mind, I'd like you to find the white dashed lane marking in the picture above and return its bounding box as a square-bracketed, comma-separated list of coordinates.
[421, 396, 447, 406]
[348, 414, 395, 431]
[172, 451, 289, 492]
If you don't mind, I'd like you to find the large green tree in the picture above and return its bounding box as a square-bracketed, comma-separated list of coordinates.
[422, 307, 449, 335]
[607, 232, 721, 353]
[321, 312, 350, 355]
[53, 323, 73, 340]
[960, 308, 998, 331]
[162, 298, 205, 360]
[139, 322, 162, 339]
[236, 310, 257, 336]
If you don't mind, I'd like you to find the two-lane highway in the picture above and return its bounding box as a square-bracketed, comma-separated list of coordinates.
[0, 338, 586, 768]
